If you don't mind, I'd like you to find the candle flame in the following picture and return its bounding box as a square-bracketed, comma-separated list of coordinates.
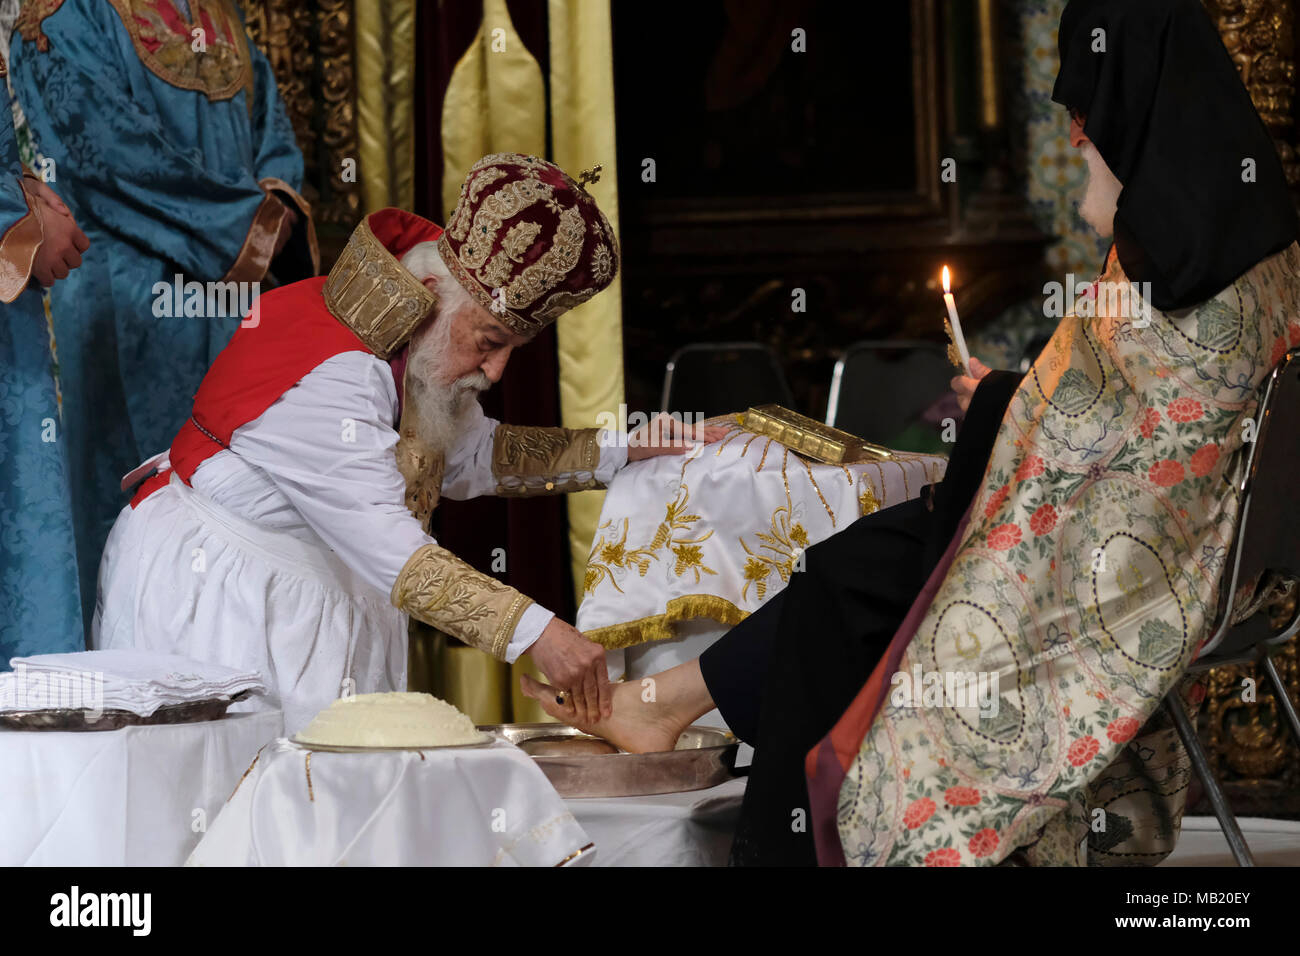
[941, 266, 951, 294]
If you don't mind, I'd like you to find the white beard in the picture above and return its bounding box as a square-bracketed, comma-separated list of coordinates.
[403, 311, 490, 457]
[1078, 140, 1123, 238]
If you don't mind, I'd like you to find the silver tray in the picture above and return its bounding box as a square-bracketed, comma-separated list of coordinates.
[480, 723, 739, 798]
[288, 731, 493, 752]
[0, 691, 249, 732]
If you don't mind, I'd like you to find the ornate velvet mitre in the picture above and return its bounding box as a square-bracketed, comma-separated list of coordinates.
[324, 152, 618, 356]
[323, 208, 440, 359]
[438, 152, 620, 336]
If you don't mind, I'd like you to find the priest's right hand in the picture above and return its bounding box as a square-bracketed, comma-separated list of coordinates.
[30, 183, 89, 287]
[950, 356, 993, 413]
[528, 618, 612, 725]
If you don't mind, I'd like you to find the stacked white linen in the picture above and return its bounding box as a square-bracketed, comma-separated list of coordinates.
[0, 649, 264, 717]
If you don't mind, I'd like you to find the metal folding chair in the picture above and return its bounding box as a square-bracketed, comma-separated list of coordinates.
[826, 340, 952, 449]
[1163, 348, 1300, 866]
[660, 342, 796, 419]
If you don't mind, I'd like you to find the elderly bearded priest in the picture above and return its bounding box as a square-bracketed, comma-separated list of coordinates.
[93, 153, 718, 733]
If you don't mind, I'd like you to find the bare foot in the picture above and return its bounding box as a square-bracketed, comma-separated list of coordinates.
[520, 673, 684, 754]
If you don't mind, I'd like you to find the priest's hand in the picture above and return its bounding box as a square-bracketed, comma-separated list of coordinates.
[950, 356, 993, 413]
[30, 182, 89, 287]
[528, 618, 612, 724]
[627, 412, 730, 462]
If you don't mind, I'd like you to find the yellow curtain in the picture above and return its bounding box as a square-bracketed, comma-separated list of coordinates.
[547, 0, 626, 609]
[440, 0, 546, 211]
[440, 0, 552, 723]
[355, 0, 417, 212]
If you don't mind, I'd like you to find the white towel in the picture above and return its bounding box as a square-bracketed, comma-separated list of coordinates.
[0, 649, 265, 716]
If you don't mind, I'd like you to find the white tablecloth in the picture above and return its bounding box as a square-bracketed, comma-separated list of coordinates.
[0, 710, 281, 866]
[188, 735, 594, 866]
[581, 425, 945, 726]
[569, 776, 747, 866]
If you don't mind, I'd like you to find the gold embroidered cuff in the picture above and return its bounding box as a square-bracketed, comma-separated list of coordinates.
[492, 425, 603, 496]
[259, 176, 321, 276]
[392, 543, 532, 661]
[223, 191, 288, 284]
[0, 178, 45, 303]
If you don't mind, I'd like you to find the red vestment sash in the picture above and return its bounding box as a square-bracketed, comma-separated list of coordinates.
[132, 209, 444, 508]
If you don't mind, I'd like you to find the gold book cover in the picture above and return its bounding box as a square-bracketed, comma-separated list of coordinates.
[741, 404, 894, 464]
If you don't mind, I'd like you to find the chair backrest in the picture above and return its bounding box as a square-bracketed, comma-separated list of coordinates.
[827, 340, 953, 452]
[1195, 348, 1300, 666]
[660, 342, 796, 419]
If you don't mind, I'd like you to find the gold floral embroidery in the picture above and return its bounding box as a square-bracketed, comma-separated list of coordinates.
[585, 484, 716, 594]
[504, 203, 586, 312]
[479, 250, 513, 290]
[492, 424, 601, 495]
[460, 180, 554, 269]
[859, 479, 880, 517]
[501, 220, 542, 260]
[583, 518, 658, 594]
[468, 167, 507, 204]
[394, 398, 444, 532]
[496, 426, 568, 468]
[738, 500, 809, 601]
[531, 289, 594, 323]
[392, 544, 531, 660]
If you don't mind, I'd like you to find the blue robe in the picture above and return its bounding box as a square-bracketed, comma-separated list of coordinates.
[10, 0, 311, 637]
[0, 91, 83, 661]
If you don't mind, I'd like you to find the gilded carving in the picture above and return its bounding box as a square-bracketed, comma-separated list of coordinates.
[1207, 0, 1299, 185]
[1200, 643, 1300, 813]
[239, 0, 359, 226]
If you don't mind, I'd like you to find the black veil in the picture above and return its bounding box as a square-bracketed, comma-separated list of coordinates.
[1052, 0, 1298, 311]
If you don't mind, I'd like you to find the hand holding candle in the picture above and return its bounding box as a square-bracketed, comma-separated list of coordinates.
[941, 266, 971, 376]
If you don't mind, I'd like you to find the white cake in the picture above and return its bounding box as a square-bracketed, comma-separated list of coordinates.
[295, 692, 486, 748]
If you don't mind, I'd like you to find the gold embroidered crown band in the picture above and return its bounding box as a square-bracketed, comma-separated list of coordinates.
[323, 217, 437, 359]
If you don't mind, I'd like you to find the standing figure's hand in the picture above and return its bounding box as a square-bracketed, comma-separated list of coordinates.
[30, 182, 89, 287]
[950, 356, 993, 414]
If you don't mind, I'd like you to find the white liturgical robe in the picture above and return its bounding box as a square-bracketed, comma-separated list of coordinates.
[94, 351, 627, 733]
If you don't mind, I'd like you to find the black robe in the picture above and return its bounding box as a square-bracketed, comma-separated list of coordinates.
[698, 369, 1023, 866]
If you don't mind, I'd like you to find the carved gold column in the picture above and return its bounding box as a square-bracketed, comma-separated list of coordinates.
[1206, 0, 1299, 187]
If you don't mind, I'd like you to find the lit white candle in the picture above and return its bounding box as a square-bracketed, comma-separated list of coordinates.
[941, 266, 971, 376]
